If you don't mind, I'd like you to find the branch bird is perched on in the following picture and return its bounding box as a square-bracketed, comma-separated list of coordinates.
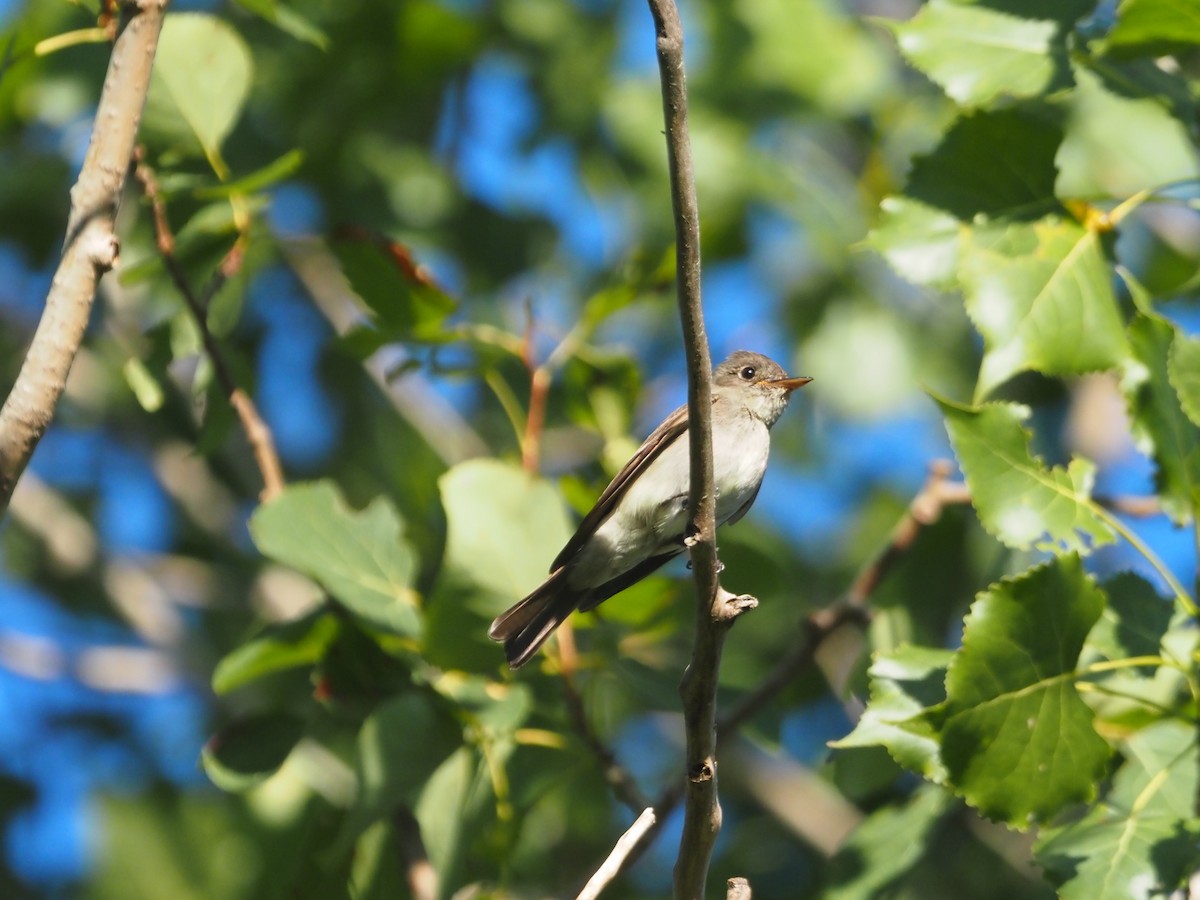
[489, 350, 811, 668]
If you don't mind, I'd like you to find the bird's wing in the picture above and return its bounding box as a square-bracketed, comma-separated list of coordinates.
[724, 479, 761, 526]
[551, 399, 698, 571]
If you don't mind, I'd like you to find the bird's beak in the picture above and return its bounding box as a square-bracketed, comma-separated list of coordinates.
[767, 375, 813, 393]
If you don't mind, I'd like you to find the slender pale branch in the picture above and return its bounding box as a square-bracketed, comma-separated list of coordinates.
[0, 0, 168, 517]
[576, 808, 657, 900]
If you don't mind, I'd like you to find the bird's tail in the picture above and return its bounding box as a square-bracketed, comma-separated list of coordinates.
[488, 568, 580, 669]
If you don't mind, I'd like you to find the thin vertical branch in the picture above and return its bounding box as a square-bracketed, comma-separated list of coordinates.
[0, 0, 168, 517]
[646, 0, 755, 895]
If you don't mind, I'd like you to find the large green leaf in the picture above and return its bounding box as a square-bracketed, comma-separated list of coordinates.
[143, 14, 253, 160]
[866, 196, 962, 288]
[935, 397, 1115, 552]
[1056, 68, 1200, 199]
[212, 607, 339, 695]
[250, 482, 421, 636]
[1036, 720, 1200, 899]
[423, 460, 573, 670]
[905, 108, 1062, 220]
[1168, 331, 1200, 428]
[940, 556, 1111, 827]
[333, 693, 462, 855]
[831, 645, 952, 781]
[824, 786, 952, 900]
[201, 712, 305, 792]
[958, 217, 1129, 397]
[1107, 0, 1200, 52]
[886, 2, 1068, 107]
[1121, 314, 1200, 524]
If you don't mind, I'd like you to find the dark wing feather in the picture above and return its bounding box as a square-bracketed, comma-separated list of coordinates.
[551, 401, 693, 571]
[725, 480, 761, 526]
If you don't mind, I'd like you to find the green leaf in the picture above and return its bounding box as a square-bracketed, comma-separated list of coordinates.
[143, 14, 253, 160]
[202, 712, 305, 791]
[831, 645, 952, 781]
[193, 149, 306, 199]
[1168, 331, 1200, 428]
[885, 2, 1069, 107]
[333, 693, 462, 855]
[905, 108, 1062, 220]
[331, 238, 455, 341]
[1036, 720, 1200, 899]
[122, 357, 165, 413]
[959, 217, 1129, 397]
[232, 0, 330, 49]
[935, 397, 1115, 553]
[867, 196, 962, 288]
[414, 746, 495, 894]
[825, 786, 952, 900]
[423, 460, 573, 670]
[1121, 313, 1200, 523]
[212, 607, 339, 694]
[1056, 68, 1200, 199]
[940, 556, 1111, 827]
[1107, 0, 1200, 52]
[250, 482, 422, 636]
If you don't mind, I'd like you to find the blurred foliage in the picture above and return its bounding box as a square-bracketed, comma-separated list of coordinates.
[0, 0, 1199, 898]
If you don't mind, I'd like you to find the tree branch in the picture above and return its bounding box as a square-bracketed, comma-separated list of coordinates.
[576, 807, 656, 900]
[0, 0, 168, 517]
[646, 0, 759, 893]
[132, 147, 285, 502]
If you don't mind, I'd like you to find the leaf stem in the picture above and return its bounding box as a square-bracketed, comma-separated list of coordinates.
[1093, 505, 1199, 618]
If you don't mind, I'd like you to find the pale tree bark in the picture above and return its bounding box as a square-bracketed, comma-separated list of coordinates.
[0, 0, 168, 517]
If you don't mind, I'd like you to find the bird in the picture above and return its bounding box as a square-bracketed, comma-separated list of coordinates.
[488, 350, 811, 669]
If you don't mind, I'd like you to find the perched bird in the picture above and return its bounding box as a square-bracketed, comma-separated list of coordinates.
[489, 350, 811, 668]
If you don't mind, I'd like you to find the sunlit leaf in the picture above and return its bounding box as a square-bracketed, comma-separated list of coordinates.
[143, 14, 253, 160]
[959, 217, 1129, 397]
[1168, 331, 1200, 428]
[885, 2, 1068, 107]
[935, 397, 1115, 552]
[193, 149, 306, 199]
[250, 482, 422, 636]
[1107, 0, 1200, 52]
[202, 713, 305, 791]
[1056, 68, 1200, 199]
[867, 196, 962, 288]
[941, 556, 1110, 827]
[1121, 313, 1200, 524]
[1036, 720, 1200, 899]
[831, 645, 951, 781]
[423, 460, 573, 670]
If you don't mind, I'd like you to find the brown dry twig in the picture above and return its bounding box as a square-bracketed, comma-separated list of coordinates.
[132, 147, 285, 502]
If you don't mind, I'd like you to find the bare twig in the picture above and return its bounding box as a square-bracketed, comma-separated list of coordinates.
[646, 0, 750, 894]
[392, 806, 437, 900]
[132, 147, 285, 502]
[0, 0, 167, 517]
[577, 808, 657, 900]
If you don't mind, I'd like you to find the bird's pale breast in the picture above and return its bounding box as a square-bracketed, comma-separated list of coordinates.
[567, 410, 771, 590]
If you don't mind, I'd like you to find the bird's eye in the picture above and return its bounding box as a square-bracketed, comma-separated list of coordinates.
[739, 366, 756, 381]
